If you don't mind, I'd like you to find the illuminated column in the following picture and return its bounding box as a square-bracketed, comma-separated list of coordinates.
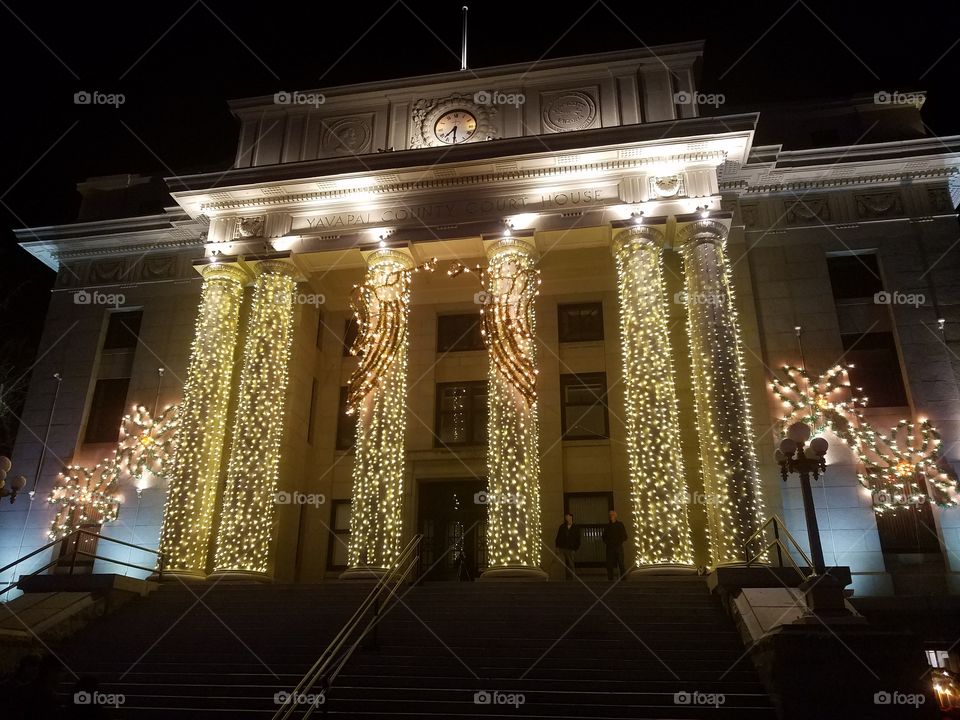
[343, 249, 415, 578]
[481, 234, 547, 581]
[678, 218, 765, 565]
[158, 261, 248, 577]
[213, 258, 298, 578]
[611, 225, 695, 572]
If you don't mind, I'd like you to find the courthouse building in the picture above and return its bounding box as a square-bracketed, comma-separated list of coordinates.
[2, 41, 960, 597]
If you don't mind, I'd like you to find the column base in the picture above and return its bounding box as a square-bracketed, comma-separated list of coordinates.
[479, 566, 549, 582]
[339, 566, 389, 581]
[152, 568, 208, 583]
[627, 563, 698, 578]
[207, 570, 273, 583]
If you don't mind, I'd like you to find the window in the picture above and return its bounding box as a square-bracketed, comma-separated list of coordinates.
[875, 500, 941, 554]
[307, 378, 318, 444]
[437, 314, 484, 352]
[336, 386, 354, 450]
[558, 303, 604, 342]
[326, 500, 352, 570]
[563, 492, 614, 568]
[435, 381, 487, 446]
[343, 318, 359, 357]
[560, 373, 609, 440]
[827, 254, 883, 301]
[842, 332, 908, 407]
[84, 377, 130, 443]
[103, 311, 142, 350]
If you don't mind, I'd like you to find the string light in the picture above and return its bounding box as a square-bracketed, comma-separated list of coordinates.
[612, 226, 694, 567]
[678, 220, 765, 566]
[48, 462, 122, 540]
[159, 262, 247, 575]
[214, 260, 298, 574]
[452, 237, 543, 571]
[117, 404, 179, 488]
[346, 251, 436, 571]
[769, 364, 959, 513]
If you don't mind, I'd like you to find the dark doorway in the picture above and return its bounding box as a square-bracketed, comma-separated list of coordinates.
[418, 479, 487, 581]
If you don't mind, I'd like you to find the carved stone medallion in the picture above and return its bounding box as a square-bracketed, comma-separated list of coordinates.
[541, 90, 598, 133]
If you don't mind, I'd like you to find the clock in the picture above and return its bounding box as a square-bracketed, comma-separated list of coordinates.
[433, 109, 478, 145]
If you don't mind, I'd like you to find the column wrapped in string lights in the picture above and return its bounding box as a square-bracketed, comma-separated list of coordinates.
[213, 258, 298, 577]
[343, 249, 432, 577]
[158, 261, 248, 577]
[480, 234, 546, 580]
[677, 217, 765, 565]
[611, 224, 694, 570]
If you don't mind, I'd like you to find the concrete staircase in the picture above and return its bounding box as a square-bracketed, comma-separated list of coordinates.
[34, 577, 774, 718]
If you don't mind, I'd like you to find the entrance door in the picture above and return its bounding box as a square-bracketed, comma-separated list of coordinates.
[418, 479, 487, 581]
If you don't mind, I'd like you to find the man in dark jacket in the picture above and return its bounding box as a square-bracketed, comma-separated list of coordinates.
[554, 513, 581, 581]
[602, 509, 628, 581]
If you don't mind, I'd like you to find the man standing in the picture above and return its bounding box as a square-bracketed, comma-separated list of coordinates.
[554, 513, 581, 581]
[602, 509, 628, 581]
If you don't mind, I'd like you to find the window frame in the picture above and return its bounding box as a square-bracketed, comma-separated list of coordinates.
[557, 302, 604, 343]
[434, 380, 488, 447]
[335, 386, 355, 451]
[560, 372, 610, 440]
[436, 313, 485, 353]
[83, 377, 131, 444]
[326, 499, 352, 571]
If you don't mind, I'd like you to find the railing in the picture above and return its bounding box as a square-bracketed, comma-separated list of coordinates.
[744, 515, 815, 581]
[0, 528, 166, 600]
[272, 534, 424, 720]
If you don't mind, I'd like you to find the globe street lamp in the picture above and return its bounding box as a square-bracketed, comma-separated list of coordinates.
[0, 456, 27, 503]
[774, 422, 850, 617]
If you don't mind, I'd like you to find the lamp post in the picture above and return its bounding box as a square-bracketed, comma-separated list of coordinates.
[775, 422, 849, 616]
[0, 456, 27, 503]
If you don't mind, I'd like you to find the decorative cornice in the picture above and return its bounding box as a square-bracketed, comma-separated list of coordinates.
[723, 167, 957, 196]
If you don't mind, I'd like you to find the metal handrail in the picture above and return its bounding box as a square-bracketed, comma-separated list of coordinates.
[744, 514, 816, 580]
[0, 528, 167, 599]
[272, 534, 423, 720]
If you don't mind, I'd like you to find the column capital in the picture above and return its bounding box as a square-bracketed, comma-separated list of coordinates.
[194, 259, 251, 285]
[482, 230, 537, 260]
[611, 224, 667, 258]
[361, 246, 415, 270]
[245, 252, 305, 281]
[675, 216, 732, 248]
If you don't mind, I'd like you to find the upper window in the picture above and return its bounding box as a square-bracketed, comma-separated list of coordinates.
[435, 381, 487, 446]
[103, 311, 142, 350]
[437, 314, 484, 353]
[84, 377, 130, 443]
[335, 386, 354, 450]
[558, 303, 604, 343]
[827, 254, 883, 301]
[560, 373, 609, 440]
[842, 332, 908, 407]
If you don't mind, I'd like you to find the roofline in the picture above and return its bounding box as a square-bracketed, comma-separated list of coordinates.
[227, 42, 706, 112]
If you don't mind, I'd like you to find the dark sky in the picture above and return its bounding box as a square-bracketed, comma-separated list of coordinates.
[0, 0, 957, 450]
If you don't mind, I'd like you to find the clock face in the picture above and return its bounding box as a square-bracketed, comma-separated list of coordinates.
[433, 109, 478, 145]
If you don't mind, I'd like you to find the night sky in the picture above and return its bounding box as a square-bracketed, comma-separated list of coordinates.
[0, 0, 957, 452]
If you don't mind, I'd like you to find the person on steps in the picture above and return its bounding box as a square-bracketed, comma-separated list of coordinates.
[602, 509, 628, 581]
[554, 513, 581, 581]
